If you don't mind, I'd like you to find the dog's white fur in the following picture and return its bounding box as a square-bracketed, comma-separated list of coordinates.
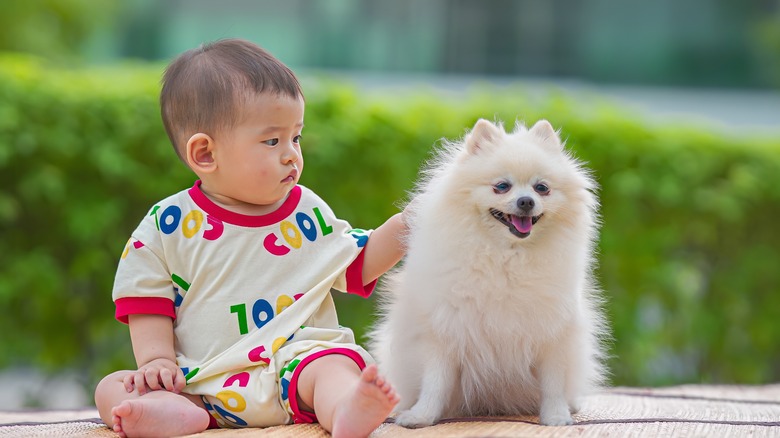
[369, 119, 609, 427]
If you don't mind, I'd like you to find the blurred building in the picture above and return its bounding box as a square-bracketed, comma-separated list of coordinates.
[98, 0, 779, 89]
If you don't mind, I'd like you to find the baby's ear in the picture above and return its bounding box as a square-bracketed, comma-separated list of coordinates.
[186, 133, 216, 173]
[466, 119, 503, 155]
[529, 120, 563, 151]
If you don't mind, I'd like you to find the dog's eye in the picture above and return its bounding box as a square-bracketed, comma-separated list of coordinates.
[534, 183, 550, 195]
[493, 182, 511, 194]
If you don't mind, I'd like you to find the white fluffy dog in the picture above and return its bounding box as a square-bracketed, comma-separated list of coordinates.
[369, 119, 609, 427]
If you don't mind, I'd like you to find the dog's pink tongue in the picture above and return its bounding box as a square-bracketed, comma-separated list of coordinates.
[511, 215, 533, 234]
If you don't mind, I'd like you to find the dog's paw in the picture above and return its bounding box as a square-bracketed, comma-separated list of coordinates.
[393, 409, 438, 428]
[540, 403, 574, 426]
[568, 398, 582, 414]
[540, 412, 574, 426]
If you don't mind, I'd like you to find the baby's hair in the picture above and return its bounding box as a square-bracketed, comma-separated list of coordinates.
[160, 38, 303, 161]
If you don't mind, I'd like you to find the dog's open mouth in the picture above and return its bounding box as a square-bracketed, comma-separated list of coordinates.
[490, 209, 543, 238]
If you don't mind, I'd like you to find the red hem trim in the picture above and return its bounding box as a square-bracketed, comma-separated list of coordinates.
[345, 248, 377, 298]
[188, 180, 302, 227]
[207, 413, 219, 429]
[288, 348, 367, 424]
[114, 297, 176, 324]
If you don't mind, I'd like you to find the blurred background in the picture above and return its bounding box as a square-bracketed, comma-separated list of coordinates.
[0, 0, 778, 410]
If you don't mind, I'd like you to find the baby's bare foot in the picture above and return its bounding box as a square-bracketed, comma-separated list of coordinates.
[111, 391, 210, 438]
[331, 364, 400, 438]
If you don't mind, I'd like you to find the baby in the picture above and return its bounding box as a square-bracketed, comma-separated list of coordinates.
[94, 38, 406, 438]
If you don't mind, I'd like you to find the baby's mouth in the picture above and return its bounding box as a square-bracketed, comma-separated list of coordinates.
[489, 209, 543, 239]
[282, 166, 299, 184]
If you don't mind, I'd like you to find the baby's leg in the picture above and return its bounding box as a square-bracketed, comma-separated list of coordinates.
[95, 370, 210, 438]
[295, 355, 399, 438]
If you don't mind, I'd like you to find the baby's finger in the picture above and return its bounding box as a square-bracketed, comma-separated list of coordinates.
[122, 374, 135, 393]
[133, 372, 148, 395]
[144, 369, 162, 391]
[159, 368, 174, 391]
[173, 368, 187, 393]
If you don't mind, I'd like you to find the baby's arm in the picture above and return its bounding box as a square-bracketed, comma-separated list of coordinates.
[361, 212, 407, 285]
[124, 314, 186, 395]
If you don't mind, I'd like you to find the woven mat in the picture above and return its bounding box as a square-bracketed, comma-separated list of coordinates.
[1, 384, 778, 437]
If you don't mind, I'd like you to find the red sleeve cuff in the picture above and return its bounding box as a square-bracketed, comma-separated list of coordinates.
[345, 248, 377, 298]
[115, 297, 176, 324]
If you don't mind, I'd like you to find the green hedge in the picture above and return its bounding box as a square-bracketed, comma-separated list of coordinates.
[1, 54, 779, 391]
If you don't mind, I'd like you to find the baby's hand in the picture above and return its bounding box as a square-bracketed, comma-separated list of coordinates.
[123, 358, 186, 395]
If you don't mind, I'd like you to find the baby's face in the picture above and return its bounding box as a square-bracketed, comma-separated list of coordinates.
[209, 92, 305, 213]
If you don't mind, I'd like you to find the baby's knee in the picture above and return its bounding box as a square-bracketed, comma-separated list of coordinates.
[96, 370, 133, 390]
[94, 370, 134, 420]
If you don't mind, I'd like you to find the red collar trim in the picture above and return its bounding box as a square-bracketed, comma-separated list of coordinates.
[187, 180, 302, 227]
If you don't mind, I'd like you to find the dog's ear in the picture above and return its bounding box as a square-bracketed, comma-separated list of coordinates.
[529, 120, 563, 151]
[466, 119, 502, 154]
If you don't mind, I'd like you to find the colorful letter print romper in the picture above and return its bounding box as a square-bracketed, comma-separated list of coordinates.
[112, 181, 376, 428]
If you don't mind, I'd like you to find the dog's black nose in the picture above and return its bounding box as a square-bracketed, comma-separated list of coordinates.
[517, 196, 535, 213]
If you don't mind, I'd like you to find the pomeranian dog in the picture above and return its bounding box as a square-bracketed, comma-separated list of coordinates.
[369, 118, 608, 427]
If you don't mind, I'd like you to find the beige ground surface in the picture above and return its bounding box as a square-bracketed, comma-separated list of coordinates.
[1, 384, 778, 437]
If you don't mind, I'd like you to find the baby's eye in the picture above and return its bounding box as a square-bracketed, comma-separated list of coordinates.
[293, 135, 302, 144]
[534, 183, 550, 195]
[493, 182, 511, 194]
[263, 138, 279, 146]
